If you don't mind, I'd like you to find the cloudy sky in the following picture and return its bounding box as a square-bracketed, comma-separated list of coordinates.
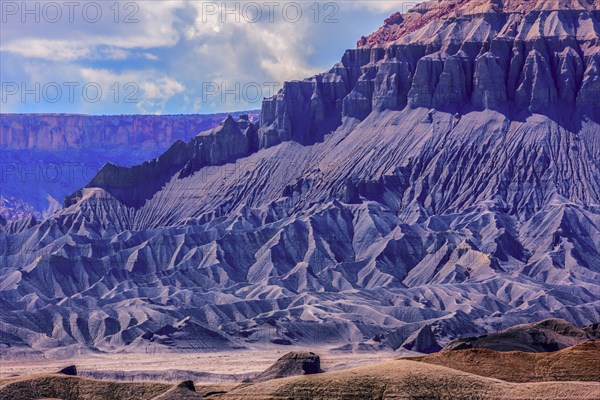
[1, 1, 419, 115]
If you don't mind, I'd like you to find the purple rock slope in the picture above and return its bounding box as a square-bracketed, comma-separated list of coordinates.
[0, 0, 599, 359]
[0, 112, 258, 220]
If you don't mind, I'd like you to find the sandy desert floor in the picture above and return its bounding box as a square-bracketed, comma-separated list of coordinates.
[0, 346, 398, 382]
[2, 342, 600, 400]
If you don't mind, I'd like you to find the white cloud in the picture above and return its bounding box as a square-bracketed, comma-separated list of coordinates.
[98, 47, 130, 60]
[186, 1, 321, 82]
[0, 1, 185, 61]
[1, 0, 410, 113]
[1, 39, 92, 61]
[351, 1, 420, 14]
[79, 68, 185, 113]
[140, 77, 185, 101]
[143, 53, 159, 61]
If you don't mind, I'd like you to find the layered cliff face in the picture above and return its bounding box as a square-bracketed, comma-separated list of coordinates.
[0, 112, 258, 220]
[262, 0, 599, 147]
[85, 0, 600, 220]
[67, 115, 259, 208]
[1, 0, 599, 358]
[358, 0, 599, 47]
[0, 113, 258, 151]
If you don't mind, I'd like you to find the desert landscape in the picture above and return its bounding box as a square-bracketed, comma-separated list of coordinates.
[0, 347, 394, 382]
[1, 319, 599, 399]
[2, 0, 600, 398]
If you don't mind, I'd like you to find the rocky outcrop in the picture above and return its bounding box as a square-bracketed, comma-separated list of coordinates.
[149, 381, 198, 400]
[175, 381, 195, 391]
[357, 11, 404, 48]
[577, 53, 600, 106]
[446, 319, 596, 352]
[401, 325, 442, 354]
[413, 340, 600, 383]
[0, 197, 37, 223]
[258, 55, 365, 147]
[67, 115, 259, 207]
[472, 51, 508, 109]
[358, 0, 599, 48]
[0, 112, 258, 221]
[57, 365, 77, 376]
[253, 352, 323, 382]
[258, 0, 599, 143]
[584, 323, 600, 339]
[0, 112, 257, 151]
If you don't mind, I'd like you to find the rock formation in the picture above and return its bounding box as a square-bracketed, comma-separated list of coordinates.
[253, 352, 323, 382]
[0, 113, 257, 151]
[4, 343, 600, 400]
[72, 115, 259, 208]
[584, 323, 600, 339]
[258, 0, 600, 143]
[401, 325, 442, 354]
[215, 357, 600, 399]
[0, 112, 258, 220]
[149, 381, 199, 400]
[0, 0, 599, 357]
[57, 365, 77, 376]
[412, 340, 600, 383]
[446, 319, 597, 352]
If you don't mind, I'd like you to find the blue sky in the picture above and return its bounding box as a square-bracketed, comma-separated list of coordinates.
[1, 1, 419, 115]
